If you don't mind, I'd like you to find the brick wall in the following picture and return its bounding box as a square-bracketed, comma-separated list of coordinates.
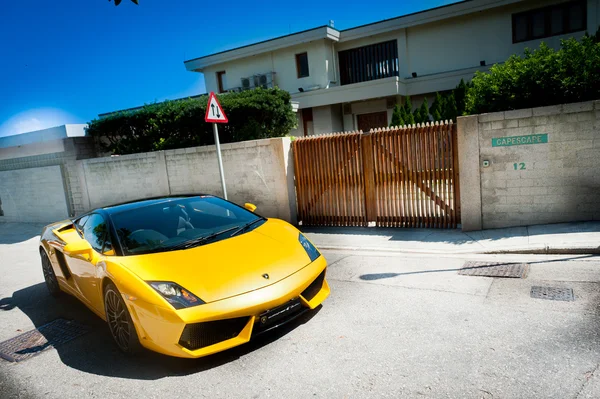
[458, 100, 600, 231]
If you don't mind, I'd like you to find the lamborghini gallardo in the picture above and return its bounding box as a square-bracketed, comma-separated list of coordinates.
[38, 195, 329, 358]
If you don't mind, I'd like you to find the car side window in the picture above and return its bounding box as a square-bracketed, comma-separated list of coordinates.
[74, 215, 90, 237]
[82, 214, 108, 253]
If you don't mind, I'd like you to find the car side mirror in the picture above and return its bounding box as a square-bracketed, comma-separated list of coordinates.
[244, 203, 257, 212]
[63, 239, 93, 257]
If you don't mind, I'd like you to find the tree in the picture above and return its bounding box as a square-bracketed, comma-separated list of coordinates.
[442, 92, 458, 121]
[403, 96, 415, 125]
[414, 98, 430, 124]
[390, 104, 404, 127]
[86, 88, 296, 155]
[465, 36, 600, 114]
[109, 0, 139, 6]
[430, 92, 444, 121]
[454, 79, 469, 116]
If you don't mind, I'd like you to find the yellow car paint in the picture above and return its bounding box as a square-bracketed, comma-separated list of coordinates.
[39, 216, 329, 358]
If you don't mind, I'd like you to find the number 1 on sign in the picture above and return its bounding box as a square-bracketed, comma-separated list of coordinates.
[513, 163, 526, 170]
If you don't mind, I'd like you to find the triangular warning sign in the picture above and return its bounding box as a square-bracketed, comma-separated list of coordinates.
[205, 92, 228, 123]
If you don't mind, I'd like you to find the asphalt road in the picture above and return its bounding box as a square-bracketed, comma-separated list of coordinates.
[1, 224, 600, 398]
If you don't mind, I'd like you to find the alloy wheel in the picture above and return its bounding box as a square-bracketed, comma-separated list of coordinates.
[105, 288, 132, 352]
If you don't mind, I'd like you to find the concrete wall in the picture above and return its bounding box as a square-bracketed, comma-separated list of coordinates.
[75, 138, 297, 223]
[0, 137, 97, 223]
[458, 100, 600, 231]
[0, 165, 69, 223]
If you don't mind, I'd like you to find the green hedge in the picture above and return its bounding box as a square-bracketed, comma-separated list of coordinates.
[465, 35, 600, 114]
[87, 88, 296, 155]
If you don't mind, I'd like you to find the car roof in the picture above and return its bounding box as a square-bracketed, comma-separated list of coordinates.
[101, 194, 208, 215]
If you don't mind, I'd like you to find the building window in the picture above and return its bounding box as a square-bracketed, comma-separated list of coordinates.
[338, 40, 399, 86]
[216, 71, 226, 93]
[296, 53, 309, 78]
[512, 1, 586, 43]
[302, 108, 313, 136]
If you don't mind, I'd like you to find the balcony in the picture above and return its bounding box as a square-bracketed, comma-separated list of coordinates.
[228, 71, 277, 93]
[338, 40, 399, 86]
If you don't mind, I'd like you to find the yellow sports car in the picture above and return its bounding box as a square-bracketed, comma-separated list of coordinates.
[38, 195, 329, 358]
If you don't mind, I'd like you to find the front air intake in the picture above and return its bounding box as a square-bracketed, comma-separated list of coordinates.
[301, 270, 326, 301]
[179, 317, 249, 350]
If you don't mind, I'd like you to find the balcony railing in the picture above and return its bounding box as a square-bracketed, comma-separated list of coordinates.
[338, 40, 399, 86]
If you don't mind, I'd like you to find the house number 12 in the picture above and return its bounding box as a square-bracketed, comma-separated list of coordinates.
[513, 163, 526, 170]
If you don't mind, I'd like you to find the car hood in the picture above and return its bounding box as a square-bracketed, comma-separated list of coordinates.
[118, 219, 312, 303]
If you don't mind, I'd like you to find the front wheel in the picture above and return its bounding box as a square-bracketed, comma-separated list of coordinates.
[40, 250, 61, 297]
[104, 282, 142, 355]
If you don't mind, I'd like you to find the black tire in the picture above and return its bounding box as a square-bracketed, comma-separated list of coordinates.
[104, 282, 142, 355]
[40, 250, 61, 297]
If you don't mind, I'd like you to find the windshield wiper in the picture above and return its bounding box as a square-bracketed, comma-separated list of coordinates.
[229, 217, 266, 237]
[165, 226, 240, 251]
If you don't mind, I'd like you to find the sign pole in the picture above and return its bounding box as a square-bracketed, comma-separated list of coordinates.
[205, 92, 229, 200]
[212, 122, 228, 200]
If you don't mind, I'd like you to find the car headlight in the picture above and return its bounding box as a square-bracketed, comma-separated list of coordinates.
[299, 233, 320, 262]
[148, 281, 205, 309]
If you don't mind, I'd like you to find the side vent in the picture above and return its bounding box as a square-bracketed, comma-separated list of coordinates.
[55, 251, 72, 279]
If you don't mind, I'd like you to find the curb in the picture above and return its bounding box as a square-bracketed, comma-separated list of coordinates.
[316, 244, 600, 255]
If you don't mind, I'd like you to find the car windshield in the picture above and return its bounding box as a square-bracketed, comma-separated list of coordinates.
[109, 196, 264, 255]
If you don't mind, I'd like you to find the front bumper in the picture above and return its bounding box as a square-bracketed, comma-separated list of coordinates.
[125, 255, 329, 358]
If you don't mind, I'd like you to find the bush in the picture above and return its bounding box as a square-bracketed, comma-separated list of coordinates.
[87, 88, 297, 154]
[465, 35, 600, 114]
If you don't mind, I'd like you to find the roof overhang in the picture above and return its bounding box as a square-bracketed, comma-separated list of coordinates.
[184, 26, 340, 72]
[340, 0, 526, 42]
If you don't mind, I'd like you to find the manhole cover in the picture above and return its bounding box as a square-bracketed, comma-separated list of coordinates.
[530, 286, 574, 302]
[0, 319, 90, 362]
[458, 261, 528, 278]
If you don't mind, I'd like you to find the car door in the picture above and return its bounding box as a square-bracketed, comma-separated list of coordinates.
[66, 213, 112, 314]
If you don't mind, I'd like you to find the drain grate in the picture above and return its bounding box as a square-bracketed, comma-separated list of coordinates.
[0, 319, 90, 362]
[458, 261, 529, 278]
[530, 286, 574, 302]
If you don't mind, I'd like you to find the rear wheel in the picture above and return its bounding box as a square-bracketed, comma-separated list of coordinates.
[40, 250, 61, 297]
[104, 282, 142, 355]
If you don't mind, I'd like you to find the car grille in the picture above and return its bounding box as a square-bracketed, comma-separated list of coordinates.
[301, 270, 326, 301]
[179, 317, 249, 350]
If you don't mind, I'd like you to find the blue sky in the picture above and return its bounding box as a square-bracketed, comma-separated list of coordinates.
[0, 0, 456, 137]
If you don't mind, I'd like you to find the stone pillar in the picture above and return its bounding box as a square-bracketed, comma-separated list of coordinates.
[457, 115, 482, 231]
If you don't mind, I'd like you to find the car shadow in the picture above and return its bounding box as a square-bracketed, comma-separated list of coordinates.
[0, 283, 322, 380]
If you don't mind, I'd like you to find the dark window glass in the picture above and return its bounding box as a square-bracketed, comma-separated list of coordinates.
[83, 214, 107, 253]
[512, 1, 586, 43]
[296, 53, 309, 78]
[550, 7, 565, 35]
[531, 10, 546, 38]
[216, 71, 226, 93]
[514, 14, 529, 42]
[110, 196, 263, 256]
[568, 3, 584, 31]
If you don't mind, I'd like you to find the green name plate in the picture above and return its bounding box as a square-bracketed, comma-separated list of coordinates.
[492, 133, 548, 147]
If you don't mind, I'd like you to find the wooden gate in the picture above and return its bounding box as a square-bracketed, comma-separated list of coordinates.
[292, 122, 460, 228]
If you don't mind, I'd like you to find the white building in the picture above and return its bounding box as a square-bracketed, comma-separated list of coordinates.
[185, 0, 599, 136]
